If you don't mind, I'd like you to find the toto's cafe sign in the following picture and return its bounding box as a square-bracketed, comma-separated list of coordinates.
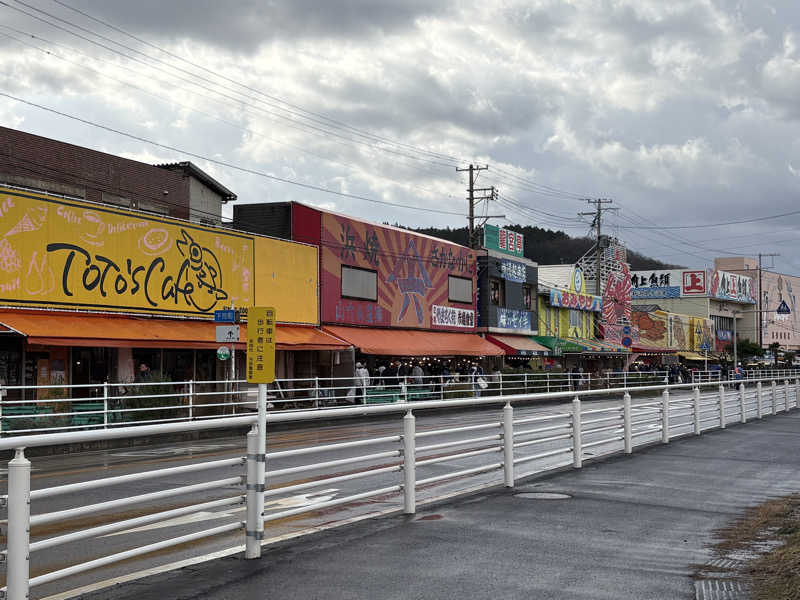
[0, 186, 257, 317]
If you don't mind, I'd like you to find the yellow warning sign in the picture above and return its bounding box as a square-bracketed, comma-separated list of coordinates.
[247, 306, 276, 384]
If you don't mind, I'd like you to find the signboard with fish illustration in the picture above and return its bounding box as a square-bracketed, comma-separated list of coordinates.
[318, 211, 477, 330]
[0, 185, 316, 321]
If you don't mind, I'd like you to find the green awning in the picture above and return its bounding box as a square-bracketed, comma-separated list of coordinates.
[530, 336, 585, 356]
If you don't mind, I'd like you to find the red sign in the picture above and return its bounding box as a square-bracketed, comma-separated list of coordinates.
[318, 212, 476, 330]
[682, 270, 707, 295]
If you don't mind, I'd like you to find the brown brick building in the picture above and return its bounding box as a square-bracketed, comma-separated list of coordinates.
[0, 126, 235, 224]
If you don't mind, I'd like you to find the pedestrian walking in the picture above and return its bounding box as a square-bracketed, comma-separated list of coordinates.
[469, 362, 485, 397]
[355, 362, 370, 404]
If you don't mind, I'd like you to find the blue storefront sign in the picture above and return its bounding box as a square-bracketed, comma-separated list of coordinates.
[499, 259, 526, 283]
[496, 308, 531, 330]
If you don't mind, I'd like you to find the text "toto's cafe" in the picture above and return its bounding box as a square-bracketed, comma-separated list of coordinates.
[0, 185, 347, 397]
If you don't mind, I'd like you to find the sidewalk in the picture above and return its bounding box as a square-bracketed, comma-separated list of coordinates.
[84, 412, 800, 600]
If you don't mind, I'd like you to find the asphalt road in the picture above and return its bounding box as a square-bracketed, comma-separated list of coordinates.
[0, 384, 787, 599]
[82, 407, 800, 600]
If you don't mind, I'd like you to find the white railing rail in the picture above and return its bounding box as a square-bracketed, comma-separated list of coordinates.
[0, 371, 680, 436]
[1, 376, 798, 600]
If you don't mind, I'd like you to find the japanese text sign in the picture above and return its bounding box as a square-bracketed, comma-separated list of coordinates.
[484, 224, 524, 257]
[246, 306, 275, 384]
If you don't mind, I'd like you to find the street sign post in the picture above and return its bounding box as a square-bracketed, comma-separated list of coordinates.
[247, 307, 276, 384]
[244, 307, 275, 560]
[699, 341, 710, 371]
[214, 309, 238, 323]
[215, 325, 240, 343]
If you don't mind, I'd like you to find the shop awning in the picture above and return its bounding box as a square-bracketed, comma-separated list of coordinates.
[322, 325, 504, 356]
[530, 336, 585, 354]
[0, 310, 349, 351]
[632, 343, 675, 354]
[485, 334, 550, 356]
[562, 336, 631, 354]
[677, 351, 709, 361]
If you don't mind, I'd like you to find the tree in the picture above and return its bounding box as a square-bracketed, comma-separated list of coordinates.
[768, 342, 781, 366]
[783, 351, 796, 366]
[724, 338, 765, 362]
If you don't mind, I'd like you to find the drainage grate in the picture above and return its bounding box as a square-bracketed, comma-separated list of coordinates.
[694, 579, 749, 600]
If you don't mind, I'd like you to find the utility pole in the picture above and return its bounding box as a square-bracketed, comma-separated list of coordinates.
[757, 253, 779, 349]
[456, 164, 489, 249]
[579, 198, 616, 295]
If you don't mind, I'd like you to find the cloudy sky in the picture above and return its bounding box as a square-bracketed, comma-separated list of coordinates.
[1, 0, 799, 273]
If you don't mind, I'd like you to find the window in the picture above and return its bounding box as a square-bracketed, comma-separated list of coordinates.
[341, 266, 377, 301]
[522, 285, 533, 310]
[569, 309, 581, 328]
[490, 278, 505, 306]
[448, 275, 473, 304]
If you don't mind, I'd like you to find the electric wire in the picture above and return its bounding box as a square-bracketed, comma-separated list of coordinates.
[0, 91, 467, 217]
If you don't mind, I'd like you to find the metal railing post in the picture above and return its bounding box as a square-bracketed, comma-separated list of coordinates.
[402, 410, 416, 514]
[572, 397, 582, 468]
[402, 378, 408, 403]
[103, 382, 109, 429]
[546, 372, 550, 393]
[784, 380, 790, 412]
[772, 380, 777, 415]
[795, 378, 799, 409]
[661, 389, 670, 444]
[624, 370, 628, 388]
[756, 382, 763, 419]
[245, 426, 261, 559]
[503, 402, 514, 487]
[314, 377, 320, 409]
[739, 383, 746, 424]
[719, 384, 726, 429]
[693, 387, 701, 435]
[7, 448, 31, 600]
[0, 385, 5, 435]
[188, 380, 194, 421]
[623, 392, 632, 454]
[524, 373, 528, 394]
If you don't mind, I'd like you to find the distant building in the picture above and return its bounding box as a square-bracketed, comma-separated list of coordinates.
[630, 267, 755, 354]
[0, 126, 234, 224]
[714, 257, 799, 352]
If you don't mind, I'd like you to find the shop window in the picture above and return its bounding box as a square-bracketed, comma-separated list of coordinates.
[569, 309, 581, 329]
[341, 265, 377, 301]
[448, 275, 473, 304]
[522, 285, 532, 310]
[490, 278, 505, 306]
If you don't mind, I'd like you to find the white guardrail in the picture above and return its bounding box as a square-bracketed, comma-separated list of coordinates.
[1, 369, 797, 436]
[0, 376, 798, 599]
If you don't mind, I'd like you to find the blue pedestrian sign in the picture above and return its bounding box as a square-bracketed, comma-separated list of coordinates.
[699, 341, 711, 351]
[214, 309, 238, 323]
[776, 300, 791, 315]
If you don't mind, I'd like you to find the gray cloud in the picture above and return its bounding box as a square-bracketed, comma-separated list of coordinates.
[2, 0, 800, 273]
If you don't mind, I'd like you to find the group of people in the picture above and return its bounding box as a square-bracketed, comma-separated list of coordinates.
[352, 359, 489, 402]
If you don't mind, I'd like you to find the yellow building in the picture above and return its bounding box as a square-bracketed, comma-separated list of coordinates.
[0, 185, 346, 391]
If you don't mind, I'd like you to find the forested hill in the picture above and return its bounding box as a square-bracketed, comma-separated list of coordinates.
[408, 224, 683, 270]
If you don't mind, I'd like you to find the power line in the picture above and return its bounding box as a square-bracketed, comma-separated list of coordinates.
[0, 25, 460, 205]
[0, 91, 467, 217]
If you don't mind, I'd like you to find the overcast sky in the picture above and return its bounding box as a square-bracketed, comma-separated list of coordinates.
[1, 0, 799, 273]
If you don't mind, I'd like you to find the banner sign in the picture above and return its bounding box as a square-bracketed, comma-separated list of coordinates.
[496, 308, 531, 330]
[246, 306, 275, 383]
[0, 186, 256, 317]
[484, 224, 523, 257]
[549, 288, 602, 312]
[709, 270, 755, 303]
[631, 268, 754, 304]
[431, 304, 475, 328]
[499, 259, 526, 283]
